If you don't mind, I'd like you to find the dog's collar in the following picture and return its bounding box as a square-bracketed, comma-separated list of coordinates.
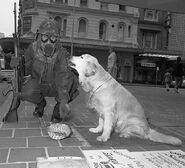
[89, 77, 112, 101]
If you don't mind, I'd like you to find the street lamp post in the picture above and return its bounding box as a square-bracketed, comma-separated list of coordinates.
[156, 66, 159, 86]
[13, 2, 19, 93]
[70, 0, 76, 57]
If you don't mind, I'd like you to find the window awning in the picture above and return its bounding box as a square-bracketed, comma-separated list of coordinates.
[139, 53, 179, 60]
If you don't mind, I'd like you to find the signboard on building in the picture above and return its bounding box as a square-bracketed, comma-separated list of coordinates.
[141, 62, 156, 67]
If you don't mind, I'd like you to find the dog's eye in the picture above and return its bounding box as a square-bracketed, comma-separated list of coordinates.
[80, 56, 83, 59]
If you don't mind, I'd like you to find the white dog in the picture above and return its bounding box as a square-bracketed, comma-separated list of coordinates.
[69, 54, 182, 145]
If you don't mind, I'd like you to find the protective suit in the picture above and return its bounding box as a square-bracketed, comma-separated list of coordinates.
[3, 18, 79, 122]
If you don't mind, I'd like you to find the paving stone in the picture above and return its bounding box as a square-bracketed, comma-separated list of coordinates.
[60, 137, 83, 146]
[0, 138, 26, 148]
[28, 137, 59, 147]
[0, 149, 8, 163]
[72, 117, 96, 127]
[0, 163, 26, 168]
[14, 128, 42, 137]
[1, 122, 27, 129]
[163, 126, 185, 138]
[41, 128, 49, 136]
[19, 116, 38, 122]
[138, 144, 184, 151]
[47, 147, 84, 157]
[27, 122, 42, 128]
[28, 162, 37, 168]
[0, 129, 12, 137]
[8, 148, 46, 162]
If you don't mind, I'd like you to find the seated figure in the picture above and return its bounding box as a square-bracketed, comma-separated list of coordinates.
[3, 18, 79, 122]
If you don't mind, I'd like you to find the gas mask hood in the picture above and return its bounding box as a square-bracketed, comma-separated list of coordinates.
[36, 18, 60, 58]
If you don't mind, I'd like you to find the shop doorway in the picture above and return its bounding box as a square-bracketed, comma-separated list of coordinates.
[123, 66, 131, 82]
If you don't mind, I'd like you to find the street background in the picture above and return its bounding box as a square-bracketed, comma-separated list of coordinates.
[0, 81, 185, 167]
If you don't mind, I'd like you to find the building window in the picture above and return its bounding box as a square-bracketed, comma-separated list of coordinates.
[78, 18, 87, 37]
[64, 0, 68, 4]
[54, 0, 68, 4]
[63, 19, 67, 36]
[128, 25, 131, 38]
[80, 0, 88, 7]
[54, 16, 62, 35]
[142, 32, 157, 49]
[23, 0, 35, 9]
[99, 21, 107, 40]
[144, 9, 159, 22]
[23, 16, 32, 34]
[100, 2, 108, 10]
[119, 5, 125, 12]
[118, 22, 126, 41]
[55, 0, 62, 3]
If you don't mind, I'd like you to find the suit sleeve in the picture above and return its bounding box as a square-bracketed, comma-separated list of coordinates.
[24, 44, 34, 76]
[55, 47, 72, 104]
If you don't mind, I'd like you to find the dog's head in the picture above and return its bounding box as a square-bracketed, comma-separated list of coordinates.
[69, 54, 98, 78]
[69, 54, 102, 91]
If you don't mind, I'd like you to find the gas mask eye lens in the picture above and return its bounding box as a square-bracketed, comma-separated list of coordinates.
[41, 34, 48, 43]
[50, 35, 57, 43]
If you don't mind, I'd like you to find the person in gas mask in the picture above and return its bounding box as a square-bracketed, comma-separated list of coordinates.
[3, 18, 79, 122]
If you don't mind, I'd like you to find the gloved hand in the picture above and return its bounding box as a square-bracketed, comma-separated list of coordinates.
[59, 103, 71, 121]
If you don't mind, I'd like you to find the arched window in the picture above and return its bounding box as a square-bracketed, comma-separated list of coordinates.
[99, 21, 107, 40]
[128, 25, 131, 38]
[54, 16, 62, 35]
[78, 18, 87, 37]
[80, 0, 88, 7]
[118, 22, 126, 41]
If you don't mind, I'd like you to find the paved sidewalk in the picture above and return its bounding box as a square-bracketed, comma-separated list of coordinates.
[0, 83, 185, 168]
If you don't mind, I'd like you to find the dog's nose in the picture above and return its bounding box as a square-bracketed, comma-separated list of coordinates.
[68, 60, 75, 67]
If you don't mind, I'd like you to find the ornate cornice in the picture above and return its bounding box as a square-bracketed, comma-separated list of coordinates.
[36, 2, 136, 19]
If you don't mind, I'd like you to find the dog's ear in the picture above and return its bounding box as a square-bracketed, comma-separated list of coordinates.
[85, 61, 97, 77]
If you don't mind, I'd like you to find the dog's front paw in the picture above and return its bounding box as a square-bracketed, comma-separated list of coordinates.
[119, 132, 131, 138]
[89, 128, 101, 133]
[96, 135, 109, 142]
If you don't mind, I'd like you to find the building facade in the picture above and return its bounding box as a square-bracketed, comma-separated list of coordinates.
[0, 33, 5, 39]
[168, 13, 185, 58]
[134, 8, 180, 84]
[20, 0, 140, 82]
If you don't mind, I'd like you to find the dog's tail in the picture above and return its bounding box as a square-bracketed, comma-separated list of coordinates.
[147, 128, 182, 146]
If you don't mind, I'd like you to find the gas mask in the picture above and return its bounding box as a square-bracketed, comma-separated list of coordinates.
[39, 33, 58, 57]
[36, 18, 60, 58]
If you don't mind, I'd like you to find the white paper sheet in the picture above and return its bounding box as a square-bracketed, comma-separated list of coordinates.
[132, 150, 185, 168]
[83, 149, 149, 168]
[37, 157, 90, 168]
[83, 149, 185, 168]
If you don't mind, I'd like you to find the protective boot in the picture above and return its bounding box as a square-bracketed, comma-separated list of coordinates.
[51, 103, 61, 123]
[33, 98, 46, 118]
[2, 93, 20, 122]
[51, 102, 71, 123]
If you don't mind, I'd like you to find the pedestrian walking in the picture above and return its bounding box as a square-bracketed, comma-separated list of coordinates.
[163, 70, 172, 91]
[0, 45, 5, 69]
[107, 47, 117, 79]
[173, 57, 184, 93]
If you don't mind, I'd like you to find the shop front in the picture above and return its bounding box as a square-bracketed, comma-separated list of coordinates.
[133, 53, 178, 84]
